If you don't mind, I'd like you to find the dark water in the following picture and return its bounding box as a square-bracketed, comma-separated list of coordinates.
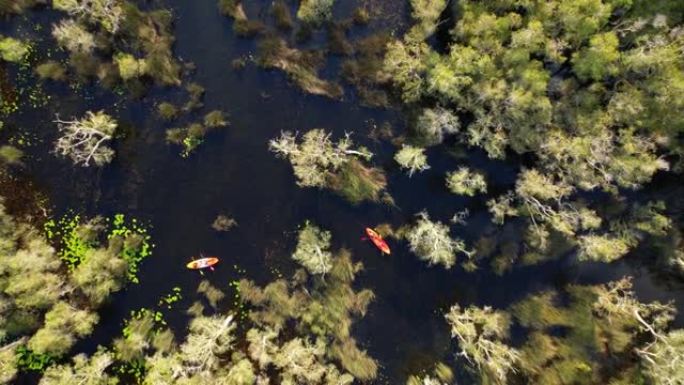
[3, 1, 684, 384]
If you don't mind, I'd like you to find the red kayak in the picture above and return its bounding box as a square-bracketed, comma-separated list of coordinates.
[186, 257, 219, 270]
[365, 228, 391, 255]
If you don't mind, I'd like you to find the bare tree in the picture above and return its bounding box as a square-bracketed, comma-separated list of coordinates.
[445, 304, 519, 384]
[292, 221, 333, 276]
[394, 145, 430, 177]
[593, 277, 683, 385]
[54, 111, 117, 167]
[405, 211, 473, 269]
[269, 129, 372, 188]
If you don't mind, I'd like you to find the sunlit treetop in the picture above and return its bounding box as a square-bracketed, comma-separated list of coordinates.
[53, 111, 117, 167]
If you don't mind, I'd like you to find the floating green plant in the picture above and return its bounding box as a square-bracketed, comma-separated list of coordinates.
[157, 287, 182, 309]
[108, 214, 153, 283]
[15, 346, 55, 372]
[43, 213, 153, 282]
[44, 214, 95, 269]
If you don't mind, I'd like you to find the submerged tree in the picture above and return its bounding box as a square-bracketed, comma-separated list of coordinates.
[28, 301, 99, 356]
[445, 304, 518, 384]
[0, 36, 30, 63]
[507, 277, 681, 385]
[38, 349, 116, 385]
[292, 221, 333, 276]
[383, 0, 684, 272]
[51, 19, 95, 54]
[119, 226, 377, 385]
[0, 199, 152, 384]
[405, 211, 472, 269]
[408, 0, 449, 39]
[446, 167, 487, 196]
[53, 0, 123, 34]
[54, 111, 117, 167]
[239, 231, 377, 382]
[297, 0, 335, 25]
[407, 362, 454, 385]
[180, 313, 236, 374]
[414, 107, 460, 146]
[395, 145, 430, 177]
[269, 129, 387, 203]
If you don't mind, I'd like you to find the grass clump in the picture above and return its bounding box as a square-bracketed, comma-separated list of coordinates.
[272, 0, 294, 30]
[257, 36, 343, 99]
[328, 159, 387, 205]
[156, 102, 178, 120]
[35, 61, 67, 81]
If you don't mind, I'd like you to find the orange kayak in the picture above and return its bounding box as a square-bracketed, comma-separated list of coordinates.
[365, 228, 390, 255]
[186, 257, 219, 270]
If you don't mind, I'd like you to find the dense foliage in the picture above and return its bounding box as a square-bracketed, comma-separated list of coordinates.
[269, 129, 388, 204]
[0, 201, 151, 384]
[385, 0, 684, 273]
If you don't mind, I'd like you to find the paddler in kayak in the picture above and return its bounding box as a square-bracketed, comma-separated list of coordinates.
[186, 256, 219, 273]
[364, 227, 391, 255]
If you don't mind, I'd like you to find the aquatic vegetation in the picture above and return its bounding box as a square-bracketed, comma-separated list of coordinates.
[394, 145, 430, 176]
[0, 145, 23, 166]
[34, 62, 67, 82]
[269, 129, 386, 203]
[340, 33, 392, 108]
[156, 102, 178, 121]
[0, 0, 40, 15]
[257, 36, 343, 99]
[297, 0, 335, 25]
[166, 111, 228, 157]
[292, 221, 333, 276]
[0, 37, 30, 63]
[1, 1, 684, 384]
[114, 53, 147, 81]
[50, 0, 181, 88]
[163, 94, 228, 157]
[53, 0, 123, 34]
[406, 362, 453, 385]
[158, 287, 183, 309]
[211, 214, 237, 232]
[239, 247, 377, 381]
[197, 280, 224, 309]
[51, 19, 95, 54]
[327, 159, 387, 204]
[203, 110, 229, 128]
[15, 347, 55, 373]
[445, 167, 487, 196]
[502, 277, 679, 385]
[217, 0, 242, 18]
[182, 83, 205, 112]
[413, 107, 460, 147]
[327, 23, 353, 56]
[0, 202, 154, 381]
[384, 0, 684, 270]
[352, 8, 370, 25]
[218, 0, 264, 37]
[407, 0, 448, 40]
[44, 212, 152, 282]
[446, 304, 518, 384]
[38, 349, 116, 385]
[445, 278, 681, 384]
[27, 301, 99, 356]
[53, 111, 117, 167]
[640, 329, 684, 385]
[404, 211, 473, 269]
[271, 0, 294, 30]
